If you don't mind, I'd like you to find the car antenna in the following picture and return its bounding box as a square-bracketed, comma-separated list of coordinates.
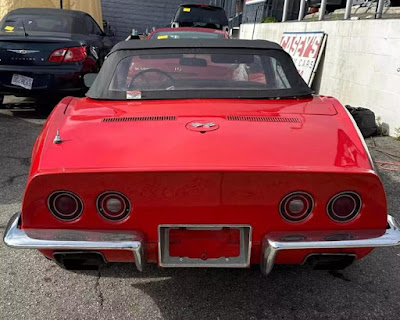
[53, 130, 62, 144]
[20, 19, 28, 37]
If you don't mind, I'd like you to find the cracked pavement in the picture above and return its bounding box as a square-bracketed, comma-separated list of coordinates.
[0, 99, 399, 320]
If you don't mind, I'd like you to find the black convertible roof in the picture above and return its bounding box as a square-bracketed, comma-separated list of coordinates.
[111, 39, 283, 53]
[4, 7, 88, 18]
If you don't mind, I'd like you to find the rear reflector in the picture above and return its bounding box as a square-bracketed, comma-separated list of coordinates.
[49, 46, 87, 63]
[327, 192, 362, 222]
[279, 191, 314, 222]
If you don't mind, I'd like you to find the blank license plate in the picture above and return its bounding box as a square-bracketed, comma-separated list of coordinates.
[169, 228, 241, 259]
[158, 225, 252, 268]
[11, 74, 33, 90]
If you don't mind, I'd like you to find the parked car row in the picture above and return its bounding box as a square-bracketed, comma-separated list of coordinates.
[0, 4, 230, 107]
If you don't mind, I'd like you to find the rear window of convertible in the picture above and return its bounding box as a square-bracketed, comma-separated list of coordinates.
[110, 53, 291, 91]
[88, 48, 313, 100]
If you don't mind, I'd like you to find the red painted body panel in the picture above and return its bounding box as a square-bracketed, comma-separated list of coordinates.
[23, 95, 387, 266]
[33, 97, 372, 173]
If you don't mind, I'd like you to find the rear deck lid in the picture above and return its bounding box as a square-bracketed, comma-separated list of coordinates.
[0, 35, 81, 66]
[37, 97, 372, 173]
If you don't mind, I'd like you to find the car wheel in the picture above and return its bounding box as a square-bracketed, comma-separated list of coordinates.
[0, 95, 4, 108]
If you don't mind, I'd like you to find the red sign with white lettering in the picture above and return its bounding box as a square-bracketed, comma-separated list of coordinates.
[280, 32, 326, 86]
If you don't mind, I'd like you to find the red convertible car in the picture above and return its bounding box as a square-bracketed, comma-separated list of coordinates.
[4, 40, 400, 274]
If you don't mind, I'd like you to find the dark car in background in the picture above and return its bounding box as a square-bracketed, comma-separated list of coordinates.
[0, 8, 113, 107]
[171, 4, 229, 32]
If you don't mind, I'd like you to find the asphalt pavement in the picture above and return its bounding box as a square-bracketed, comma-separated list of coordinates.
[0, 98, 399, 320]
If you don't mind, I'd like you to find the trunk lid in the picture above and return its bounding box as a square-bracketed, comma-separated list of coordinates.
[0, 34, 82, 66]
[38, 97, 372, 173]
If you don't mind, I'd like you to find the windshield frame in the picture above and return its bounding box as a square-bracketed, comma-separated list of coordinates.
[87, 47, 314, 101]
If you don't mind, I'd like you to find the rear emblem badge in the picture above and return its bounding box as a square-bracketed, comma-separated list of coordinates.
[186, 121, 219, 132]
[7, 49, 39, 55]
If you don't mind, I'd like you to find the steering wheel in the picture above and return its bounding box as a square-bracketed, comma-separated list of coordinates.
[129, 69, 175, 89]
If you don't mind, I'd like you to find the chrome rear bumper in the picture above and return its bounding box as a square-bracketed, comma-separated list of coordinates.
[261, 215, 400, 275]
[3, 212, 145, 271]
[4, 212, 400, 275]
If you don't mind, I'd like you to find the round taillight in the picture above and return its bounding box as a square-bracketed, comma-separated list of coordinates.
[327, 191, 362, 222]
[279, 192, 314, 222]
[97, 192, 131, 221]
[48, 191, 83, 221]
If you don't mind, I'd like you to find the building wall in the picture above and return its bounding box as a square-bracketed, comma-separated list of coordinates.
[101, 0, 191, 41]
[240, 20, 400, 136]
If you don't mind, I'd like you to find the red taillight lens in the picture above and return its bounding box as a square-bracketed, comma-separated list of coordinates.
[48, 49, 67, 63]
[48, 191, 83, 221]
[327, 192, 362, 222]
[97, 192, 131, 221]
[49, 46, 87, 63]
[279, 192, 314, 222]
[64, 46, 87, 62]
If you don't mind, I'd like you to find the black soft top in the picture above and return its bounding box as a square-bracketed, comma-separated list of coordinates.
[88, 39, 313, 100]
[111, 39, 284, 54]
[4, 7, 88, 18]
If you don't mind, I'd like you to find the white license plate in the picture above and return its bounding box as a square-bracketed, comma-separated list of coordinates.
[11, 74, 33, 90]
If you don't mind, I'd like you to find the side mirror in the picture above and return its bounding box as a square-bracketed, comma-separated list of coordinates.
[103, 20, 116, 37]
[105, 28, 116, 37]
[84, 73, 98, 88]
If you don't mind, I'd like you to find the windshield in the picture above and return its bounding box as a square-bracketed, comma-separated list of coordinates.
[88, 48, 313, 100]
[173, 6, 228, 29]
[1, 14, 79, 35]
[151, 31, 225, 40]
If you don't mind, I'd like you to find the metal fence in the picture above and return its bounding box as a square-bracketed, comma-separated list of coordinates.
[282, 0, 388, 22]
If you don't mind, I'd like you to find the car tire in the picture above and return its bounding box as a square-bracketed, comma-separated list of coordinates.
[0, 95, 4, 108]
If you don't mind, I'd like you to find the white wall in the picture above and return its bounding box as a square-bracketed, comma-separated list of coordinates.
[240, 21, 400, 136]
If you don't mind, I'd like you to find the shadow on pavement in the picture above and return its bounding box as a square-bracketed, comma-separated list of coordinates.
[69, 257, 399, 319]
